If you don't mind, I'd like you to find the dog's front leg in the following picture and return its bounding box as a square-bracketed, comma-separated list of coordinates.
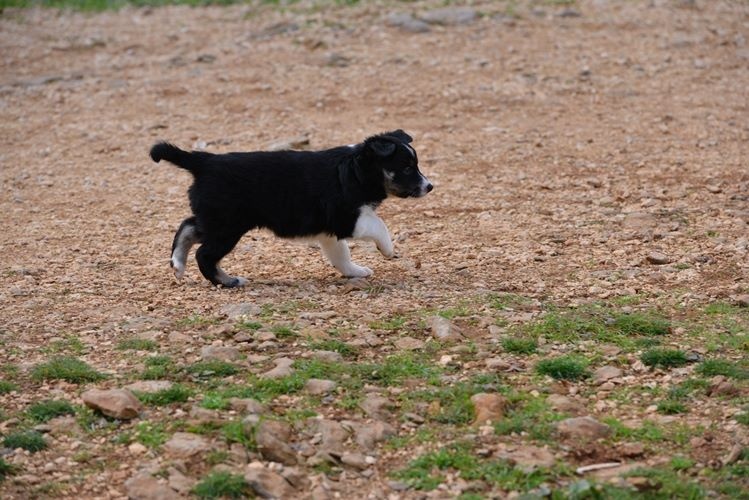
[352, 207, 394, 259]
[318, 236, 372, 278]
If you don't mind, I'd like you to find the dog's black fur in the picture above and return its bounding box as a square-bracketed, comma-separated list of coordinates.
[150, 130, 432, 287]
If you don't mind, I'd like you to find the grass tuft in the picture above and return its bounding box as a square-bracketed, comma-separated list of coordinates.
[3, 430, 47, 452]
[186, 360, 238, 378]
[193, 470, 251, 499]
[31, 356, 105, 383]
[696, 359, 748, 379]
[641, 349, 688, 368]
[0, 380, 18, 394]
[0, 457, 16, 482]
[135, 384, 192, 406]
[27, 400, 76, 422]
[501, 337, 538, 355]
[535, 355, 589, 380]
[116, 337, 158, 351]
[657, 399, 687, 415]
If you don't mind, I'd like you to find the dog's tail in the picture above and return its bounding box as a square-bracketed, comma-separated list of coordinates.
[150, 142, 209, 173]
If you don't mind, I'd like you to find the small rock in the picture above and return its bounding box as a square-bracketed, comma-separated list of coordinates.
[255, 420, 297, 465]
[125, 380, 173, 394]
[557, 416, 611, 440]
[354, 420, 396, 450]
[201, 345, 243, 362]
[167, 332, 190, 343]
[471, 393, 506, 424]
[324, 53, 351, 68]
[310, 350, 343, 363]
[485, 357, 511, 370]
[128, 442, 148, 455]
[546, 394, 586, 415]
[394, 337, 425, 350]
[163, 432, 211, 458]
[734, 295, 749, 308]
[495, 445, 555, 470]
[420, 7, 477, 25]
[619, 442, 645, 457]
[305, 379, 337, 395]
[261, 357, 295, 379]
[82, 389, 142, 420]
[189, 405, 222, 424]
[228, 398, 266, 414]
[708, 376, 739, 397]
[280, 466, 311, 490]
[124, 471, 181, 500]
[245, 467, 296, 498]
[341, 452, 369, 470]
[359, 394, 394, 420]
[593, 365, 623, 384]
[646, 252, 671, 265]
[386, 13, 431, 33]
[427, 315, 463, 341]
[167, 467, 196, 494]
[313, 419, 349, 453]
[222, 303, 262, 320]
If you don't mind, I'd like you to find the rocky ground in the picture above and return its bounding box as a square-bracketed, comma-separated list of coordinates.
[1, 0, 748, 498]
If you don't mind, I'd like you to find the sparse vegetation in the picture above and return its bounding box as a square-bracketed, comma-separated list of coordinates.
[193, 470, 251, 499]
[135, 384, 192, 406]
[116, 337, 158, 351]
[536, 355, 589, 380]
[3, 431, 47, 452]
[501, 337, 538, 355]
[27, 400, 76, 422]
[641, 349, 688, 368]
[186, 360, 239, 378]
[0, 381, 17, 394]
[31, 356, 105, 383]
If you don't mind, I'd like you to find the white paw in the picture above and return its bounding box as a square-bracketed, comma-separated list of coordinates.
[343, 265, 372, 278]
[171, 260, 185, 279]
[379, 246, 395, 259]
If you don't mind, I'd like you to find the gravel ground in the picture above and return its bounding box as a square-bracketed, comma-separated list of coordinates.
[1, 0, 748, 498]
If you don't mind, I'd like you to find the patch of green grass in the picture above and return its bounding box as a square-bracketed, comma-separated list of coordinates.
[385, 428, 436, 451]
[611, 313, 670, 336]
[488, 293, 532, 310]
[205, 450, 230, 466]
[0, 380, 18, 394]
[641, 349, 688, 368]
[116, 337, 157, 351]
[221, 420, 255, 449]
[192, 471, 251, 500]
[704, 302, 742, 315]
[186, 360, 238, 378]
[135, 384, 192, 406]
[27, 400, 76, 422]
[31, 356, 105, 383]
[176, 314, 218, 327]
[308, 339, 358, 358]
[140, 355, 178, 380]
[271, 325, 298, 338]
[437, 305, 471, 320]
[40, 335, 85, 355]
[407, 374, 503, 425]
[536, 355, 589, 380]
[624, 467, 704, 499]
[501, 337, 538, 355]
[657, 399, 687, 415]
[369, 315, 407, 331]
[494, 395, 566, 441]
[696, 359, 748, 379]
[393, 442, 554, 492]
[237, 320, 262, 331]
[670, 456, 694, 471]
[737, 412, 749, 426]
[0, 457, 15, 482]
[3, 430, 47, 452]
[355, 351, 442, 386]
[134, 421, 168, 448]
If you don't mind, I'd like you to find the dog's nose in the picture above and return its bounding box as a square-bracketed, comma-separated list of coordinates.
[426, 183, 434, 192]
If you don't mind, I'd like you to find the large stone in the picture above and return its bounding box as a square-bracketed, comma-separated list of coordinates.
[221, 302, 262, 319]
[557, 416, 611, 440]
[124, 471, 181, 500]
[359, 394, 394, 420]
[245, 466, 296, 499]
[261, 357, 295, 379]
[163, 432, 211, 458]
[546, 394, 585, 415]
[471, 393, 506, 424]
[228, 398, 266, 414]
[354, 420, 396, 450]
[593, 365, 623, 384]
[305, 379, 337, 395]
[82, 389, 142, 420]
[427, 316, 463, 341]
[255, 420, 297, 465]
[312, 419, 349, 454]
[201, 345, 243, 362]
[420, 7, 477, 25]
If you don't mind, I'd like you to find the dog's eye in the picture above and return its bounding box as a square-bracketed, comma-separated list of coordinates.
[403, 167, 413, 174]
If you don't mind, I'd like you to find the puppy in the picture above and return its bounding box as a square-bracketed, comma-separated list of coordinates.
[150, 130, 432, 287]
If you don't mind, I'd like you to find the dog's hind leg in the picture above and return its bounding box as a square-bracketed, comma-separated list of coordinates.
[171, 216, 201, 279]
[195, 233, 247, 288]
[318, 236, 372, 278]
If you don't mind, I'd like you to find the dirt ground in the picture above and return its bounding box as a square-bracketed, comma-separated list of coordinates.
[1, 0, 748, 498]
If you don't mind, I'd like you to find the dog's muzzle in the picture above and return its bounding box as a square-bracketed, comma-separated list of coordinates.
[412, 176, 433, 197]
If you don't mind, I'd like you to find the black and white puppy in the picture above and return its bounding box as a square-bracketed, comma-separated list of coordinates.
[150, 130, 432, 287]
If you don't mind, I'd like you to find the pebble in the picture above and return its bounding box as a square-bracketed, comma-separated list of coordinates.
[646, 252, 671, 265]
[386, 13, 431, 33]
[221, 302, 262, 319]
[162, 432, 211, 458]
[394, 337, 425, 350]
[201, 345, 243, 362]
[359, 394, 394, 420]
[255, 420, 297, 465]
[427, 315, 463, 341]
[310, 350, 343, 363]
[593, 365, 623, 384]
[546, 394, 586, 415]
[124, 471, 181, 500]
[261, 357, 295, 379]
[245, 467, 296, 498]
[420, 7, 477, 25]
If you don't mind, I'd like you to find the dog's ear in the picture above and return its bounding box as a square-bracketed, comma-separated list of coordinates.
[385, 129, 413, 144]
[366, 139, 397, 157]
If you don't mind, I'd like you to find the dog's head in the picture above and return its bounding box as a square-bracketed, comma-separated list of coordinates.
[360, 130, 433, 198]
